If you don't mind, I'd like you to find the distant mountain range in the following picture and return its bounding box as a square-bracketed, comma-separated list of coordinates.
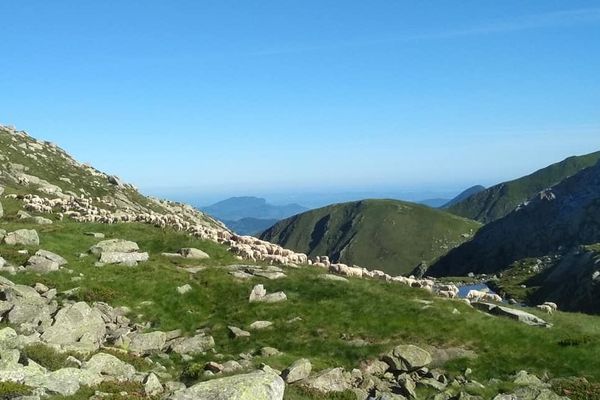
[260, 199, 480, 276]
[201, 196, 308, 235]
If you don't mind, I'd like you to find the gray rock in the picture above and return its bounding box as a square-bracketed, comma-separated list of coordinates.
[222, 360, 243, 373]
[229, 326, 251, 339]
[24, 367, 103, 396]
[5, 285, 52, 328]
[25, 250, 67, 274]
[301, 367, 351, 393]
[282, 358, 312, 383]
[4, 229, 40, 246]
[85, 232, 105, 238]
[170, 334, 215, 355]
[145, 372, 164, 396]
[41, 302, 106, 352]
[249, 321, 273, 330]
[0, 327, 19, 350]
[89, 239, 139, 255]
[128, 331, 167, 355]
[472, 302, 551, 327]
[168, 370, 284, 400]
[382, 345, 432, 372]
[179, 248, 210, 259]
[320, 274, 349, 282]
[28, 216, 53, 225]
[83, 352, 136, 380]
[99, 251, 149, 265]
[259, 347, 281, 357]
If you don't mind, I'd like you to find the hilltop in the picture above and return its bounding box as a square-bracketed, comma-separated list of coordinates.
[442, 185, 486, 209]
[0, 124, 595, 400]
[260, 199, 481, 276]
[446, 151, 600, 223]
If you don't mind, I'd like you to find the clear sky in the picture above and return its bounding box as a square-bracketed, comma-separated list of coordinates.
[1, 1, 600, 205]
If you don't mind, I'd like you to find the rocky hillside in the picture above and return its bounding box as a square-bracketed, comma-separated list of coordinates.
[0, 125, 224, 231]
[260, 199, 480, 276]
[429, 159, 600, 278]
[0, 124, 596, 400]
[446, 151, 600, 223]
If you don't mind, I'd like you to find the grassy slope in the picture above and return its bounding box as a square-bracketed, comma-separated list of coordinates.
[447, 151, 600, 223]
[260, 199, 481, 275]
[2, 214, 600, 398]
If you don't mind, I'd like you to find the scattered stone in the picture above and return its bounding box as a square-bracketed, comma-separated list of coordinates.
[282, 358, 312, 383]
[89, 239, 139, 255]
[179, 248, 210, 259]
[228, 326, 251, 339]
[320, 274, 349, 282]
[472, 302, 551, 327]
[84, 352, 136, 380]
[301, 367, 351, 393]
[144, 372, 164, 396]
[168, 370, 284, 400]
[41, 302, 106, 352]
[177, 284, 192, 295]
[128, 331, 167, 355]
[25, 250, 68, 273]
[4, 229, 39, 246]
[170, 334, 215, 355]
[249, 320, 273, 330]
[85, 232, 105, 239]
[99, 251, 149, 266]
[382, 345, 432, 372]
[259, 347, 281, 357]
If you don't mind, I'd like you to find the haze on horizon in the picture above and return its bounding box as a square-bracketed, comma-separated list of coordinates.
[1, 1, 600, 205]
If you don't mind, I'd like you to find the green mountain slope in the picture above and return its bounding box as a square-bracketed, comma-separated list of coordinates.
[260, 199, 481, 275]
[1, 124, 599, 398]
[430, 159, 600, 277]
[447, 151, 600, 223]
[442, 185, 486, 208]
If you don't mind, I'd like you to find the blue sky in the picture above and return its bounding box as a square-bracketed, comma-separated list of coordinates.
[1, 1, 600, 205]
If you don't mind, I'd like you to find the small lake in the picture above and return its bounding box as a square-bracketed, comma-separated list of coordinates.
[457, 283, 495, 298]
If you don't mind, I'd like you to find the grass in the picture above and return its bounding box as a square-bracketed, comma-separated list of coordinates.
[261, 199, 481, 276]
[2, 202, 600, 398]
[21, 343, 84, 371]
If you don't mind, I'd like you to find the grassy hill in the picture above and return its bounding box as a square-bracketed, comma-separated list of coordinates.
[447, 151, 600, 223]
[2, 124, 600, 399]
[260, 199, 481, 276]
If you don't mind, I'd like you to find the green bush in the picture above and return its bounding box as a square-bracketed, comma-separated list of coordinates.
[22, 343, 82, 371]
[0, 381, 32, 398]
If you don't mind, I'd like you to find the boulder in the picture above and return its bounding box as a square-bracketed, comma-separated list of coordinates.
[229, 326, 251, 339]
[249, 284, 267, 302]
[249, 321, 273, 330]
[128, 331, 167, 355]
[472, 302, 551, 327]
[179, 248, 210, 259]
[25, 250, 68, 273]
[301, 367, 351, 393]
[170, 334, 215, 355]
[282, 358, 312, 383]
[24, 367, 103, 396]
[83, 352, 136, 380]
[99, 251, 149, 265]
[89, 239, 139, 255]
[168, 370, 284, 400]
[5, 285, 52, 327]
[145, 372, 164, 396]
[41, 302, 106, 352]
[4, 229, 39, 246]
[382, 345, 432, 372]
